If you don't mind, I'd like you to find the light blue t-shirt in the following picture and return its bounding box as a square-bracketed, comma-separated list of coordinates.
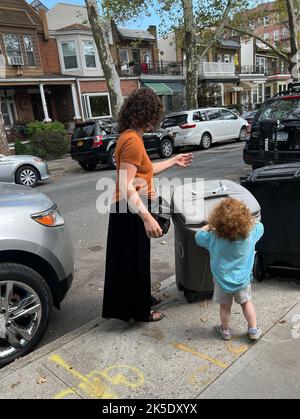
[195, 223, 264, 293]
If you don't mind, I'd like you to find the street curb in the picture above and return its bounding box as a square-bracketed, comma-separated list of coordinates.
[0, 275, 176, 377]
[0, 316, 105, 378]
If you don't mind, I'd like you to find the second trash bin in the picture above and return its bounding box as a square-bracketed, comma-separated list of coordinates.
[241, 163, 300, 281]
[172, 179, 261, 303]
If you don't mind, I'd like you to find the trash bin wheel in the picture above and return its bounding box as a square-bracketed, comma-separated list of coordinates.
[177, 282, 184, 291]
[253, 253, 265, 282]
[184, 289, 197, 303]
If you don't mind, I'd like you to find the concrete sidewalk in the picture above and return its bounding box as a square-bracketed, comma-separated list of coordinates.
[0, 276, 299, 399]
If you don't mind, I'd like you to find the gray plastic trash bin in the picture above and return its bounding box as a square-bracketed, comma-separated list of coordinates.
[172, 179, 261, 303]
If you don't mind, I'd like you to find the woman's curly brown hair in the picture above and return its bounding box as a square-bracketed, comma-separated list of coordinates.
[118, 88, 162, 133]
[208, 198, 254, 242]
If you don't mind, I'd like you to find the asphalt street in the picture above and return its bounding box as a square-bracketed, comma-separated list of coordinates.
[38, 141, 250, 345]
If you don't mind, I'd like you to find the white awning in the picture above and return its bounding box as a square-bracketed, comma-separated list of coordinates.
[224, 86, 243, 93]
[240, 82, 259, 90]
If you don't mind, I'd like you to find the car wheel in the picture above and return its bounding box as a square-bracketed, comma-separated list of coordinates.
[159, 138, 174, 158]
[79, 162, 98, 171]
[238, 127, 247, 142]
[108, 149, 116, 170]
[15, 165, 39, 188]
[253, 253, 265, 282]
[0, 263, 53, 368]
[200, 133, 212, 150]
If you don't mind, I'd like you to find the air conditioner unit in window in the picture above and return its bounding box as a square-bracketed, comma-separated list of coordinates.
[8, 56, 24, 66]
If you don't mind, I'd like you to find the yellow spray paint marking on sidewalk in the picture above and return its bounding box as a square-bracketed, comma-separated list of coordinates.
[226, 340, 249, 357]
[173, 343, 228, 369]
[49, 354, 144, 399]
[100, 365, 144, 389]
[187, 366, 212, 386]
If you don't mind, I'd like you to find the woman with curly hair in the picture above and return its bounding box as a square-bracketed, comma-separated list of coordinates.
[102, 88, 192, 322]
[195, 198, 264, 341]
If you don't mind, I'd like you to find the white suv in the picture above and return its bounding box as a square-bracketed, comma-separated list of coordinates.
[162, 108, 248, 150]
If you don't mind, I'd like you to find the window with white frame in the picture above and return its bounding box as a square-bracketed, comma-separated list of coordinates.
[23, 35, 35, 67]
[263, 16, 269, 26]
[253, 88, 258, 104]
[3, 34, 23, 65]
[61, 41, 78, 70]
[82, 94, 111, 119]
[1, 98, 17, 127]
[82, 41, 96, 68]
[119, 49, 129, 65]
[274, 30, 280, 41]
[265, 86, 272, 100]
[264, 33, 270, 41]
[282, 27, 289, 38]
[258, 84, 263, 102]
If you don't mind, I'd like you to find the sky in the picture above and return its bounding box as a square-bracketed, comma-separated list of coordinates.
[27, 0, 161, 29]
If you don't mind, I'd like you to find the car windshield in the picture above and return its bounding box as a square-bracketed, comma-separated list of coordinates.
[258, 98, 300, 122]
[73, 124, 95, 139]
[161, 114, 188, 128]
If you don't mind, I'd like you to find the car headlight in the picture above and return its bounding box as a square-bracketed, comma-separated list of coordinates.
[31, 205, 65, 227]
[34, 158, 44, 164]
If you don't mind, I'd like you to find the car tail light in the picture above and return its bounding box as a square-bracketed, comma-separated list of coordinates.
[92, 135, 103, 148]
[179, 123, 197, 129]
[31, 205, 65, 227]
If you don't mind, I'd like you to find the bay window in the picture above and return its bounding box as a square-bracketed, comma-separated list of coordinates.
[61, 41, 78, 70]
[83, 41, 96, 68]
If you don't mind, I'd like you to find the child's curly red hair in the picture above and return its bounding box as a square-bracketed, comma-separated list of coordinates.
[208, 198, 254, 242]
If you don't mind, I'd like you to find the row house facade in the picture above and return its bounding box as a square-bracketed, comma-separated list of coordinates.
[0, 0, 85, 144]
[158, 31, 241, 110]
[1, 0, 184, 146]
[238, 1, 294, 110]
[46, 2, 184, 119]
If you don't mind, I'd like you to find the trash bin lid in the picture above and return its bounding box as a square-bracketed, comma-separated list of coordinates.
[173, 179, 260, 226]
[242, 163, 300, 185]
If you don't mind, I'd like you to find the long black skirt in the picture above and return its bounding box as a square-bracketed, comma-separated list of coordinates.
[102, 205, 151, 322]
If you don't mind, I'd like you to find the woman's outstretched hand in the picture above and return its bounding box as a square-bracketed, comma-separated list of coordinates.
[173, 153, 193, 168]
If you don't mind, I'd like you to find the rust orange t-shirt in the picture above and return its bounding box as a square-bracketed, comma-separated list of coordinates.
[114, 130, 155, 202]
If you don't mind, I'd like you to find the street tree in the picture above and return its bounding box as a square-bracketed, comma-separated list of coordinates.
[85, 0, 124, 118]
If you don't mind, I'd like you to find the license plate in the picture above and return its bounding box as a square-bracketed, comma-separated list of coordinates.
[273, 132, 288, 141]
[77, 140, 84, 146]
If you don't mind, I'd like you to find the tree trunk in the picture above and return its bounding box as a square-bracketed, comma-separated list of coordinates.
[286, 0, 299, 78]
[85, 0, 123, 119]
[182, 0, 198, 109]
[0, 97, 9, 155]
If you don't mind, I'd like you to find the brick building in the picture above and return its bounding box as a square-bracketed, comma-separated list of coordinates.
[0, 0, 86, 145]
[238, 1, 295, 110]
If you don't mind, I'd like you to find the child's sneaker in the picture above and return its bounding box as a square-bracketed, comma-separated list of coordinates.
[248, 327, 262, 341]
[216, 324, 232, 341]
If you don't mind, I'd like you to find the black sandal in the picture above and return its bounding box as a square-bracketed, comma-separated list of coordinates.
[148, 310, 165, 322]
[151, 295, 161, 306]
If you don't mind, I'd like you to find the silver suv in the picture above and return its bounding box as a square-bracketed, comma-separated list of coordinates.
[0, 183, 74, 367]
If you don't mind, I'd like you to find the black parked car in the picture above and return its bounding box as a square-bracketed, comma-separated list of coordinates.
[70, 119, 175, 170]
[244, 82, 300, 170]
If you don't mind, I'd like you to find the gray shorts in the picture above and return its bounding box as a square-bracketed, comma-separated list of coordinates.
[213, 281, 252, 305]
